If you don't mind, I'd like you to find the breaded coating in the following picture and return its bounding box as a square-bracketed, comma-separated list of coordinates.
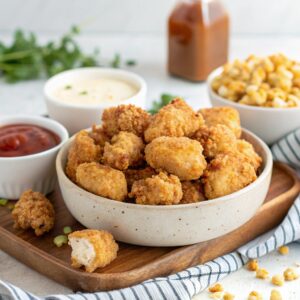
[129, 172, 182, 205]
[236, 139, 262, 171]
[124, 167, 156, 189]
[202, 153, 257, 199]
[66, 131, 102, 182]
[145, 136, 207, 180]
[102, 104, 151, 137]
[193, 124, 237, 159]
[68, 229, 118, 273]
[144, 98, 204, 142]
[12, 189, 55, 236]
[181, 181, 206, 204]
[199, 107, 241, 138]
[103, 131, 145, 170]
[76, 162, 127, 201]
[89, 125, 110, 147]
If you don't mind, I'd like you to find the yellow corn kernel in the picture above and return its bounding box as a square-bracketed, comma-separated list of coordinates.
[283, 268, 299, 281]
[278, 245, 289, 255]
[209, 291, 224, 299]
[247, 259, 259, 271]
[271, 274, 284, 286]
[209, 283, 224, 293]
[248, 291, 263, 300]
[256, 268, 269, 279]
[270, 289, 282, 300]
[223, 292, 235, 300]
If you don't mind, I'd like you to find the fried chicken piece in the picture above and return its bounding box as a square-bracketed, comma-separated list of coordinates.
[66, 131, 102, 182]
[89, 125, 110, 147]
[199, 107, 242, 138]
[76, 162, 127, 201]
[236, 139, 262, 171]
[145, 136, 207, 180]
[124, 167, 157, 189]
[193, 124, 237, 159]
[129, 172, 182, 205]
[144, 98, 204, 142]
[202, 153, 257, 199]
[68, 229, 118, 273]
[102, 104, 151, 137]
[12, 189, 55, 236]
[181, 181, 206, 204]
[103, 131, 145, 170]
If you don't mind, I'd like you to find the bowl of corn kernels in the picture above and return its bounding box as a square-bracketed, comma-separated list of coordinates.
[208, 53, 300, 144]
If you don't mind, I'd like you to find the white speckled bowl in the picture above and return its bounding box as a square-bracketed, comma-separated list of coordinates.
[208, 67, 300, 145]
[56, 129, 273, 247]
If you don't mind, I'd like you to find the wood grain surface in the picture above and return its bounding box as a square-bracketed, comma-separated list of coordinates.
[0, 162, 299, 292]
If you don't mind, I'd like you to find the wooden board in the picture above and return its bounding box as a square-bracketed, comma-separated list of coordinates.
[0, 162, 299, 292]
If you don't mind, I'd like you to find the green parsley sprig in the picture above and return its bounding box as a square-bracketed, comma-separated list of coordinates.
[148, 93, 178, 115]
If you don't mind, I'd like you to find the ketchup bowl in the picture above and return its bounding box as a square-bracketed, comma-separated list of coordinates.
[0, 115, 68, 199]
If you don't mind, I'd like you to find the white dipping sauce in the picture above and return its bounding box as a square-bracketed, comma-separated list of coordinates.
[53, 78, 138, 105]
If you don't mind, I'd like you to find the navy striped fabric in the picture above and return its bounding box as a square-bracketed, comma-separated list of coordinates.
[1, 130, 300, 300]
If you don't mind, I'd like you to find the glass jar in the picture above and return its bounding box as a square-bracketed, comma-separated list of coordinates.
[168, 0, 229, 81]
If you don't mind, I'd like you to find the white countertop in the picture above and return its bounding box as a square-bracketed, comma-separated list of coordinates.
[0, 34, 300, 299]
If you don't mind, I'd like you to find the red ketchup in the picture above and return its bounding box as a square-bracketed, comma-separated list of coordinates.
[0, 124, 60, 157]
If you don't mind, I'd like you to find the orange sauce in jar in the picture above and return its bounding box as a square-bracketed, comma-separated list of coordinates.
[168, 0, 229, 81]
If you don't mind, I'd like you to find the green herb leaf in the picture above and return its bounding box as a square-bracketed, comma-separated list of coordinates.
[0, 198, 8, 206]
[79, 90, 88, 95]
[111, 53, 121, 68]
[148, 93, 178, 114]
[64, 84, 72, 90]
[126, 59, 137, 66]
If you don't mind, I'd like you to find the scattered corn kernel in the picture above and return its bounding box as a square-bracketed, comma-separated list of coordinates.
[223, 292, 235, 300]
[248, 291, 263, 300]
[247, 259, 259, 271]
[209, 291, 224, 299]
[283, 268, 299, 281]
[278, 246, 289, 255]
[271, 274, 284, 286]
[270, 289, 282, 300]
[209, 283, 224, 293]
[256, 268, 269, 279]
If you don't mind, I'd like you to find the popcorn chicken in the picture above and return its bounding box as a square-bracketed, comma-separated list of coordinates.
[66, 130, 102, 182]
[193, 124, 237, 159]
[129, 172, 182, 205]
[102, 104, 151, 137]
[181, 181, 206, 204]
[103, 131, 145, 170]
[199, 107, 241, 138]
[145, 136, 207, 180]
[76, 162, 127, 201]
[68, 229, 118, 273]
[12, 189, 55, 236]
[236, 140, 262, 171]
[212, 54, 300, 108]
[144, 98, 204, 142]
[124, 167, 157, 190]
[202, 153, 257, 199]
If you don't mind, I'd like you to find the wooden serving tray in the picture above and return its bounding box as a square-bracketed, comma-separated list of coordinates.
[0, 162, 299, 292]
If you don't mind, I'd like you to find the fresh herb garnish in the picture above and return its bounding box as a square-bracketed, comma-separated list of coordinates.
[126, 59, 136, 66]
[0, 198, 8, 206]
[79, 90, 88, 95]
[53, 235, 68, 247]
[63, 226, 72, 235]
[111, 53, 121, 68]
[64, 84, 72, 90]
[148, 93, 178, 114]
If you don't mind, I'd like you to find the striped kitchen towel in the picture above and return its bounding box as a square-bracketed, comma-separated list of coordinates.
[1, 129, 300, 300]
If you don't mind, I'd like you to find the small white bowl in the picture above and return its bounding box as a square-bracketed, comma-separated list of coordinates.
[208, 67, 300, 145]
[0, 115, 68, 199]
[56, 128, 272, 247]
[44, 68, 147, 135]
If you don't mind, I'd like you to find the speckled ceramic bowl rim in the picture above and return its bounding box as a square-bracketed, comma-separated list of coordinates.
[44, 67, 147, 109]
[56, 127, 273, 210]
[208, 67, 300, 112]
[0, 115, 69, 161]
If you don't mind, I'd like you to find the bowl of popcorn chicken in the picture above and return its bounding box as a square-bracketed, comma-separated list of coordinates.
[56, 99, 273, 247]
[208, 53, 300, 144]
